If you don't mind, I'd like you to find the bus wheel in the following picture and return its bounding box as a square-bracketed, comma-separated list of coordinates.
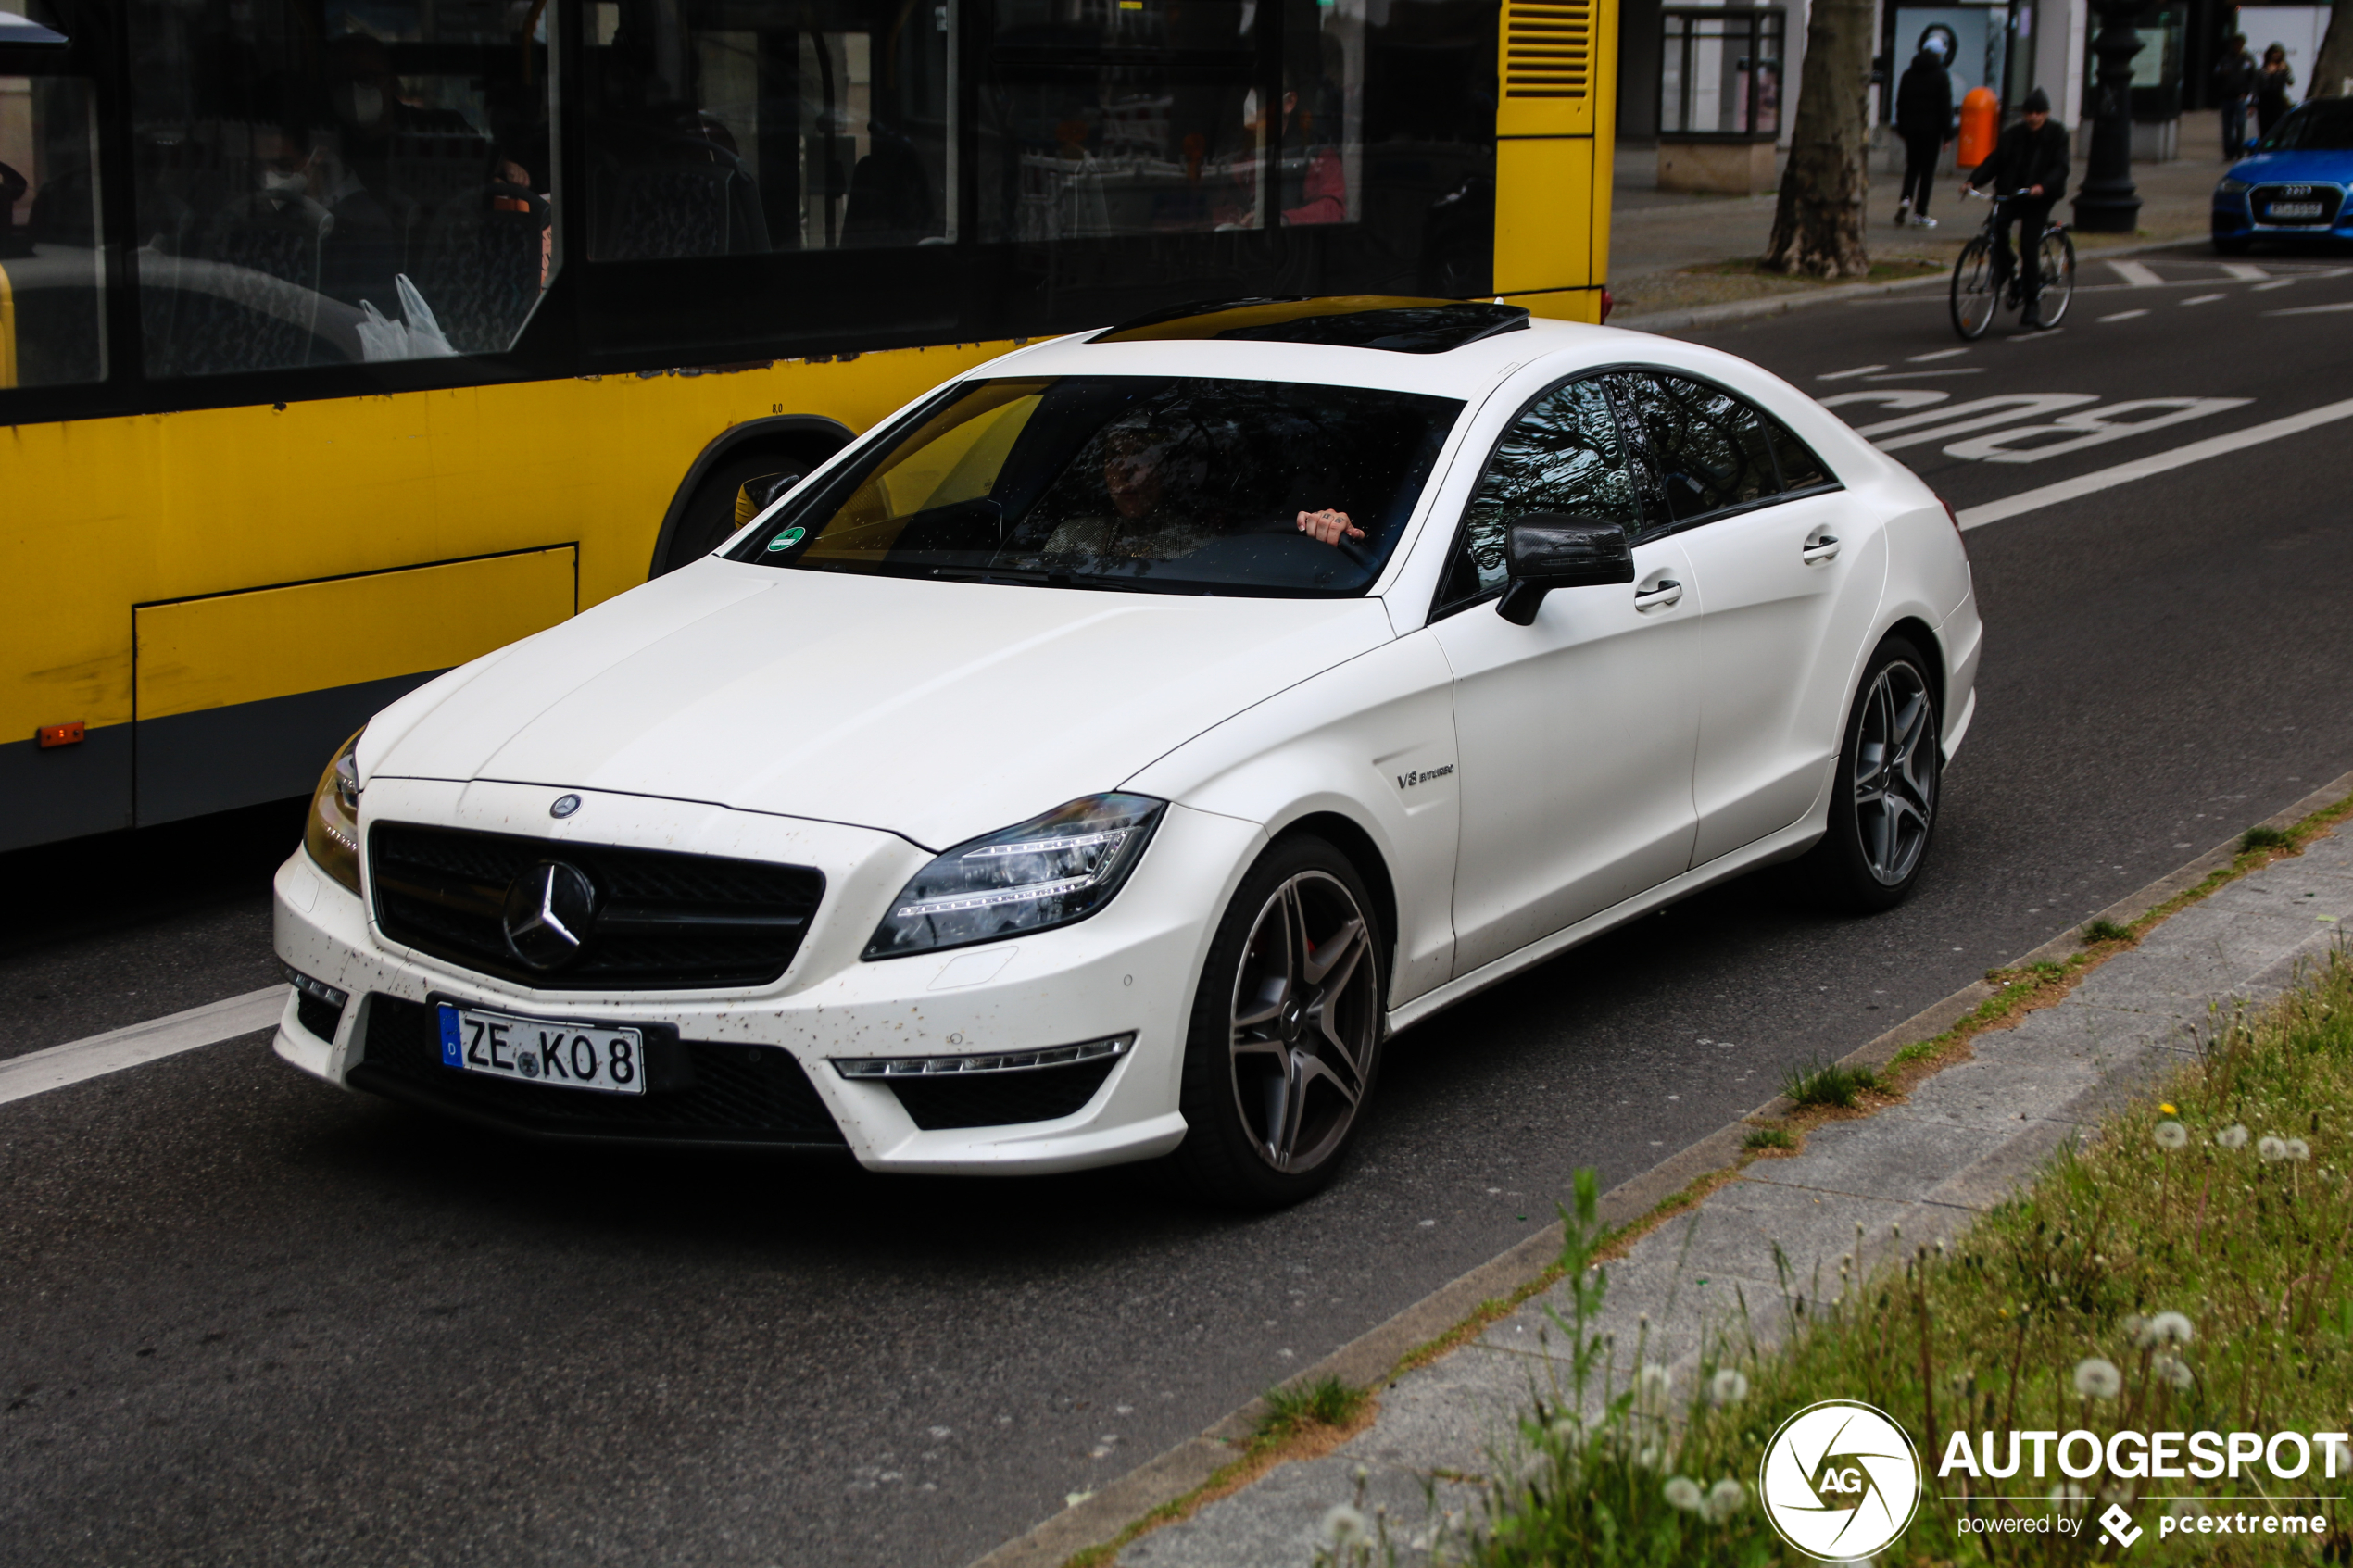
[654, 452, 811, 577]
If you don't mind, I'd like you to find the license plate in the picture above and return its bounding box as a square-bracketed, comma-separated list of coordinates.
[2267, 201, 2323, 218]
[437, 1004, 647, 1095]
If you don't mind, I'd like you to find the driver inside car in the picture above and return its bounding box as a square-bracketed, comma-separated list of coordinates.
[1039, 420, 1365, 561]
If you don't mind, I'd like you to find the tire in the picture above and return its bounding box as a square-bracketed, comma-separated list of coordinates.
[2034, 229, 2076, 327]
[1794, 634, 1943, 914]
[1167, 835, 1387, 1209]
[653, 451, 810, 577]
[1950, 237, 1998, 340]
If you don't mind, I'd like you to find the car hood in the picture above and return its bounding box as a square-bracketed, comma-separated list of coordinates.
[361, 560, 1395, 849]
[2226, 149, 2353, 184]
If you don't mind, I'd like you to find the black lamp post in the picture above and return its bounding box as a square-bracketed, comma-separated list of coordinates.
[2072, 0, 2145, 232]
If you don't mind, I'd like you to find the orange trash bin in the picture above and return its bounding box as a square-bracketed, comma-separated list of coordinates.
[1957, 87, 2000, 173]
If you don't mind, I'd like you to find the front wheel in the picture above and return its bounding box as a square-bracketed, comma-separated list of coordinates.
[2034, 229, 2076, 327]
[1794, 635, 1943, 913]
[1167, 836, 1386, 1209]
[1950, 237, 1998, 340]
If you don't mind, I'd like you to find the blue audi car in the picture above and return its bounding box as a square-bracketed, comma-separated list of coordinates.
[2214, 98, 2353, 252]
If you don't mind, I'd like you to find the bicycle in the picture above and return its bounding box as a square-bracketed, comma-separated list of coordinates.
[1949, 188, 2076, 339]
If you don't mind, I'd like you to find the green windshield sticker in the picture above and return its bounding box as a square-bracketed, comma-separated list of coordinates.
[766, 526, 806, 552]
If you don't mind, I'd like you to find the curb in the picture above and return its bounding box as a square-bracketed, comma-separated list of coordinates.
[1611, 232, 2214, 335]
[964, 766, 2353, 1568]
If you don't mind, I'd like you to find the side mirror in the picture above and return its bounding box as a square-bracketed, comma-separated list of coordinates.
[734, 470, 804, 529]
[1496, 514, 1635, 625]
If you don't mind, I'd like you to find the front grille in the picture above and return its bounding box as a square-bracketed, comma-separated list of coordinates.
[370, 822, 824, 990]
[350, 994, 847, 1148]
[2252, 184, 2344, 226]
[886, 1058, 1120, 1130]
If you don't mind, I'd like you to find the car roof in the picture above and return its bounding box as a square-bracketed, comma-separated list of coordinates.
[985, 302, 1643, 398]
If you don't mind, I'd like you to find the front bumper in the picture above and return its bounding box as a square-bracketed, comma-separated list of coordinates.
[272, 779, 1263, 1173]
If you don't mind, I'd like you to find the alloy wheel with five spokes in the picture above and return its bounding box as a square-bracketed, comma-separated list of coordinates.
[1851, 658, 1937, 887]
[1227, 870, 1379, 1175]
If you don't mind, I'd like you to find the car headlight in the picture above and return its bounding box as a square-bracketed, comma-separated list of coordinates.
[863, 794, 1165, 960]
[305, 729, 364, 895]
[2218, 177, 2250, 194]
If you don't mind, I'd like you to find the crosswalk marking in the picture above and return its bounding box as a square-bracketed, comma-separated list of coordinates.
[2098, 309, 2149, 321]
[2182, 294, 2227, 306]
[2108, 260, 2164, 287]
[2217, 262, 2269, 281]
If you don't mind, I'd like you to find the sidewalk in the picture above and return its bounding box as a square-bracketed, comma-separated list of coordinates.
[1607, 111, 2232, 322]
[1082, 778, 2353, 1566]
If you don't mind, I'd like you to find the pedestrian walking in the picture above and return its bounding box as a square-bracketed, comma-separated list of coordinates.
[1962, 87, 2070, 328]
[2255, 44, 2296, 139]
[2214, 34, 2257, 157]
[1894, 37, 1956, 227]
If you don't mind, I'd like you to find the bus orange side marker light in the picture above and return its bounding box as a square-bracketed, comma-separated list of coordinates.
[37, 721, 85, 748]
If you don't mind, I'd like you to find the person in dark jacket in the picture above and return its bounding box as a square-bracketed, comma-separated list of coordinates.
[2255, 44, 2296, 137]
[1964, 87, 2071, 327]
[1894, 40, 1956, 226]
[2215, 35, 2257, 159]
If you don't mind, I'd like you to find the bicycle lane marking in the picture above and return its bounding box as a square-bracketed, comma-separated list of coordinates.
[1956, 398, 2353, 530]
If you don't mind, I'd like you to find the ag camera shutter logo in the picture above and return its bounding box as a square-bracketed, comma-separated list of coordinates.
[1759, 1399, 1923, 1561]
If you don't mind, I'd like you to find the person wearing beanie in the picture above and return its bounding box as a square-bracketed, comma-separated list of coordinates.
[1963, 88, 2072, 327]
[1894, 37, 1957, 227]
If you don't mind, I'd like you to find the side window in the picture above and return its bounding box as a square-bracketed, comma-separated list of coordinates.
[127, 0, 558, 378]
[1766, 415, 1831, 490]
[585, 0, 955, 259]
[1439, 378, 1642, 609]
[1, 6, 107, 388]
[1604, 371, 1780, 527]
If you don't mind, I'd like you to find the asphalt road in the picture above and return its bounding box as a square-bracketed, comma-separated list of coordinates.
[5, 244, 2352, 1568]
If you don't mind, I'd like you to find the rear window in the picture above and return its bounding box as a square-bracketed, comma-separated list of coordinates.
[736, 375, 1462, 596]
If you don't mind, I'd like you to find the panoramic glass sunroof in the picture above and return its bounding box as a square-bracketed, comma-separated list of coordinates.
[1092, 296, 1531, 354]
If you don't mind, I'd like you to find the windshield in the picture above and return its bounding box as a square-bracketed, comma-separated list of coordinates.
[2256, 102, 2353, 152]
[735, 376, 1463, 596]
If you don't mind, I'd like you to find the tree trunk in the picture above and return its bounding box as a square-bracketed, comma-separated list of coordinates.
[2312, 0, 2353, 99]
[1763, 0, 1877, 277]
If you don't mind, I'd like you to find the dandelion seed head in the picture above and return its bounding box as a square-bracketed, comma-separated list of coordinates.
[2285, 1137, 2312, 1161]
[2155, 1120, 2189, 1150]
[1710, 1368, 1750, 1408]
[2259, 1135, 2288, 1160]
[2049, 1482, 2088, 1516]
[1705, 1479, 1746, 1523]
[1663, 1476, 1705, 1513]
[1322, 1504, 1370, 1546]
[2217, 1124, 2250, 1149]
[2073, 1357, 2122, 1400]
[2148, 1310, 2195, 1346]
[1637, 1362, 1671, 1399]
[2152, 1355, 2194, 1390]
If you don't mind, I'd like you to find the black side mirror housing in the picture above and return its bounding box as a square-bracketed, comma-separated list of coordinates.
[1496, 514, 1635, 624]
[734, 470, 805, 529]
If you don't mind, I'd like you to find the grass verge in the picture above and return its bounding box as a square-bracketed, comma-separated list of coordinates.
[1458, 950, 2353, 1566]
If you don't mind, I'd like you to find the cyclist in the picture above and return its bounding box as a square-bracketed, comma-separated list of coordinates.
[1962, 88, 2071, 328]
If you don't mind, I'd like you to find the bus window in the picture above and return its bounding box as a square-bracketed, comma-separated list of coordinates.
[127, 0, 557, 377]
[1, 18, 107, 388]
[584, 0, 955, 259]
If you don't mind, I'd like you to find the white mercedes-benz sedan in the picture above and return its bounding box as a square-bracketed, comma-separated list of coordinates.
[271, 297, 1980, 1207]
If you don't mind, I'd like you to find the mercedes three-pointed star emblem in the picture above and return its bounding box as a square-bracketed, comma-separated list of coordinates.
[501, 860, 598, 970]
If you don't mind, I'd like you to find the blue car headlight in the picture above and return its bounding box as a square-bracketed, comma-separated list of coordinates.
[864, 793, 1165, 959]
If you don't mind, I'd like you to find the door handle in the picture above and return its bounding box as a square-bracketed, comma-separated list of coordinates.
[1802, 535, 1841, 564]
[1633, 578, 1683, 610]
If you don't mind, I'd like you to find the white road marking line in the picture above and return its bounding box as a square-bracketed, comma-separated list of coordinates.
[2217, 262, 2269, 281]
[2252, 280, 2296, 291]
[2265, 300, 2353, 315]
[2182, 293, 2228, 306]
[2108, 260, 2165, 287]
[0, 986, 288, 1109]
[1906, 347, 1970, 361]
[2004, 328, 2064, 339]
[1817, 364, 1889, 381]
[2098, 308, 2149, 321]
[1864, 368, 1984, 380]
[1957, 398, 2353, 531]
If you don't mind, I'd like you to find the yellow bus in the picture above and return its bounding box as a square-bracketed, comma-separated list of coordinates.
[0, 0, 1612, 853]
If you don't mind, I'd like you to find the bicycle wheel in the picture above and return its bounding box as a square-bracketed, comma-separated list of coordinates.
[2034, 229, 2076, 327]
[1950, 237, 1998, 339]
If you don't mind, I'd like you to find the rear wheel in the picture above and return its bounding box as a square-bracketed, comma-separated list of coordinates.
[1950, 237, 1998, 340]
[1168, 836, 1385, 1209]
[2034, 229, 2076, 326]
[1794, 635, 1943, 913]
[653, 451, 811, 577]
